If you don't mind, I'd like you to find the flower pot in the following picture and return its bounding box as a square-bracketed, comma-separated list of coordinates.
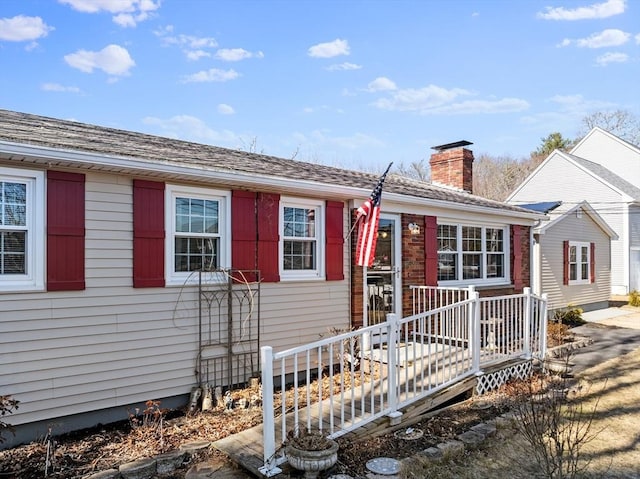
[285, 439, 339, 479]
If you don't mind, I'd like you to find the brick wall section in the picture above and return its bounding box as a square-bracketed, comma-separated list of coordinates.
[401, 214, 426, 316]
[429, 147, 474, 193]
[350, 209, 365, 328]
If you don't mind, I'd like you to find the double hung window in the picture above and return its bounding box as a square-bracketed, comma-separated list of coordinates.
[437, 223, 507, 284]
[0, 167, 44, 290]
[166, 185, 230, 284]
[568, 241, 590, 284]
[280, 198, 324, 280]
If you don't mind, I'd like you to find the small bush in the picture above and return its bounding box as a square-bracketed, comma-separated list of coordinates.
[0, 394, 19, 444]
[553, 305, 585, 327]
[629, 290, 640, 307]
[547, 321, 572, 347]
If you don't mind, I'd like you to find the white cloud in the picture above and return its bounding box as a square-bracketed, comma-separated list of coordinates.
[537, 0, 625, 20]
[214, 48, 264, 62]
[596, 51, 629, 65]
[367, 77, 397, 92]
[577, 29, 630, 47]
[373, 84, 471, 111]
[0, 15, 54, 42]
[64, 44, 135, 76]
[326, 62, 362, 71]
[520, 94, 616, 128]
[181, 68, 239, 83]
[154, 27, 219, 60]
[300, 130, 385, 150]
[41, 83, 81, 93]
[427, 98, 530, 115]
[59, 0, 160, 27]
[371, 83, 529, 115]
[142, 115, 237, 145]
[217, 104, 235, 115]
[635, 33, 640, 44]
[186, 50, 211, 61]
[308, 38, 350, 58]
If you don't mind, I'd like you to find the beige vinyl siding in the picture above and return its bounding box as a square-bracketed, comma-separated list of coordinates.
[1, 171, 350, 427]
[539, 212, 611, 311]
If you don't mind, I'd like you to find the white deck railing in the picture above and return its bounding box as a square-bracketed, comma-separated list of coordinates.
[260, 287, 547, 476]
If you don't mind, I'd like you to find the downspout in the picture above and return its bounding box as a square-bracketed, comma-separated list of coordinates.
[530, 221, 542, 296]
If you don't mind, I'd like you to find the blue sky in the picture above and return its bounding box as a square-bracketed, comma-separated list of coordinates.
[1, 0, 638, 173]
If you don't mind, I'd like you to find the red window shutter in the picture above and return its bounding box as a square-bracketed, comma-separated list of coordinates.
[47, 171, 85, 291]
[232, 190, 258, 282]
[133, 180, 165, 288]
[424, 215, 438, 286]
[325, 201, 344, 281]
[257, 192, 280, 282]
[511, 225, 523, 291]
[590, 242, 595, 283]
[563, 240, 569, 285]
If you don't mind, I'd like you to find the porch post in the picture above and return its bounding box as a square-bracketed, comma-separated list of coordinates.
[259, 346, 281, 477]
[386, 313, 399, 413]
[540, 293, 549, 360]
[523, 287, 532, 359]
[469, 287, 481, 373]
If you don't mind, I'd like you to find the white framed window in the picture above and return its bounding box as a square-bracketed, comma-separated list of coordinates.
[568, 241, 590, 285]
[437, 223, 509, 285]
[0, 167, 44, 291]
[279, 197, 324, 280]
[165, 185, 230, 285]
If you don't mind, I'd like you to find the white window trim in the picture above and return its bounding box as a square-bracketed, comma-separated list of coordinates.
[165, 184, 231, 286]
[279, 197, 325, 281]
[0, 167, 45, 292]
[437, 222, 511, 287]
[568, 241, 590, 286]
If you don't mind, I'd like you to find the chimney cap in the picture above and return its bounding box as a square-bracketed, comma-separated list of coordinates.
[431, 140, 473, 151]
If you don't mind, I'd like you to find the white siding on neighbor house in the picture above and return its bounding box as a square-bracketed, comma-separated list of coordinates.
[571, 129, 640, 190]
[539, 211, 611, 311]
[510, 153, 627, 295]
[630, 204, 640, 292]
[0, 171, 350, 428]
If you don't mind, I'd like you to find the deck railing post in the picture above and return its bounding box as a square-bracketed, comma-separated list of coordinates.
[469, 287, 481, 373]
[523, 287, 532, 359]
[386, 313, 399, 413]
[259, 346, 281, 477]
[540, 293, 548, 360]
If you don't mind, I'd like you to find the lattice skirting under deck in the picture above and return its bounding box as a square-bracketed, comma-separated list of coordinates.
[475, 360, 533, 396]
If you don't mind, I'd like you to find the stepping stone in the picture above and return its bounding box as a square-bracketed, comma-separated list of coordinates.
[456, 430, 484, 447]
[120, 458, 157, 479]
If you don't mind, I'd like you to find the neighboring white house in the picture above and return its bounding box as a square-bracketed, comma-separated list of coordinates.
[522, 201, 617, 313]
[508, 127, 640, 296]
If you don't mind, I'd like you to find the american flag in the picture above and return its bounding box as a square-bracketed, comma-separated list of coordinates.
[355, 163, 392, 267]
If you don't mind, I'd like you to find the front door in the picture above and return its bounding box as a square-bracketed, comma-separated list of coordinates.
[364, 214, 402, 327]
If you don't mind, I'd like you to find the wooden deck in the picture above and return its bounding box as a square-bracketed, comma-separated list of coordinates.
[212, 354, 525, 478]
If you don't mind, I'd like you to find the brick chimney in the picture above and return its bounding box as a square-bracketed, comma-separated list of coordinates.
[429, 140, 474, 193]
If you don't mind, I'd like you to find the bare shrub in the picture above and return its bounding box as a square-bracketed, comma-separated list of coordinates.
[511, 358, 603, 479]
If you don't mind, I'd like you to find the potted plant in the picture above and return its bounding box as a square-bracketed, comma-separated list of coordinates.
[284, 428, 339, 479]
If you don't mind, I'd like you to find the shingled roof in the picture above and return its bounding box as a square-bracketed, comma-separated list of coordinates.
[0, 109, 534, 215]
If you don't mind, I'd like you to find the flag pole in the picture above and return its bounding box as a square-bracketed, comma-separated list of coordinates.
[344, 162, 393, 241]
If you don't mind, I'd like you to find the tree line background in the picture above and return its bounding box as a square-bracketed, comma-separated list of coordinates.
[393, 109, 640, 201]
